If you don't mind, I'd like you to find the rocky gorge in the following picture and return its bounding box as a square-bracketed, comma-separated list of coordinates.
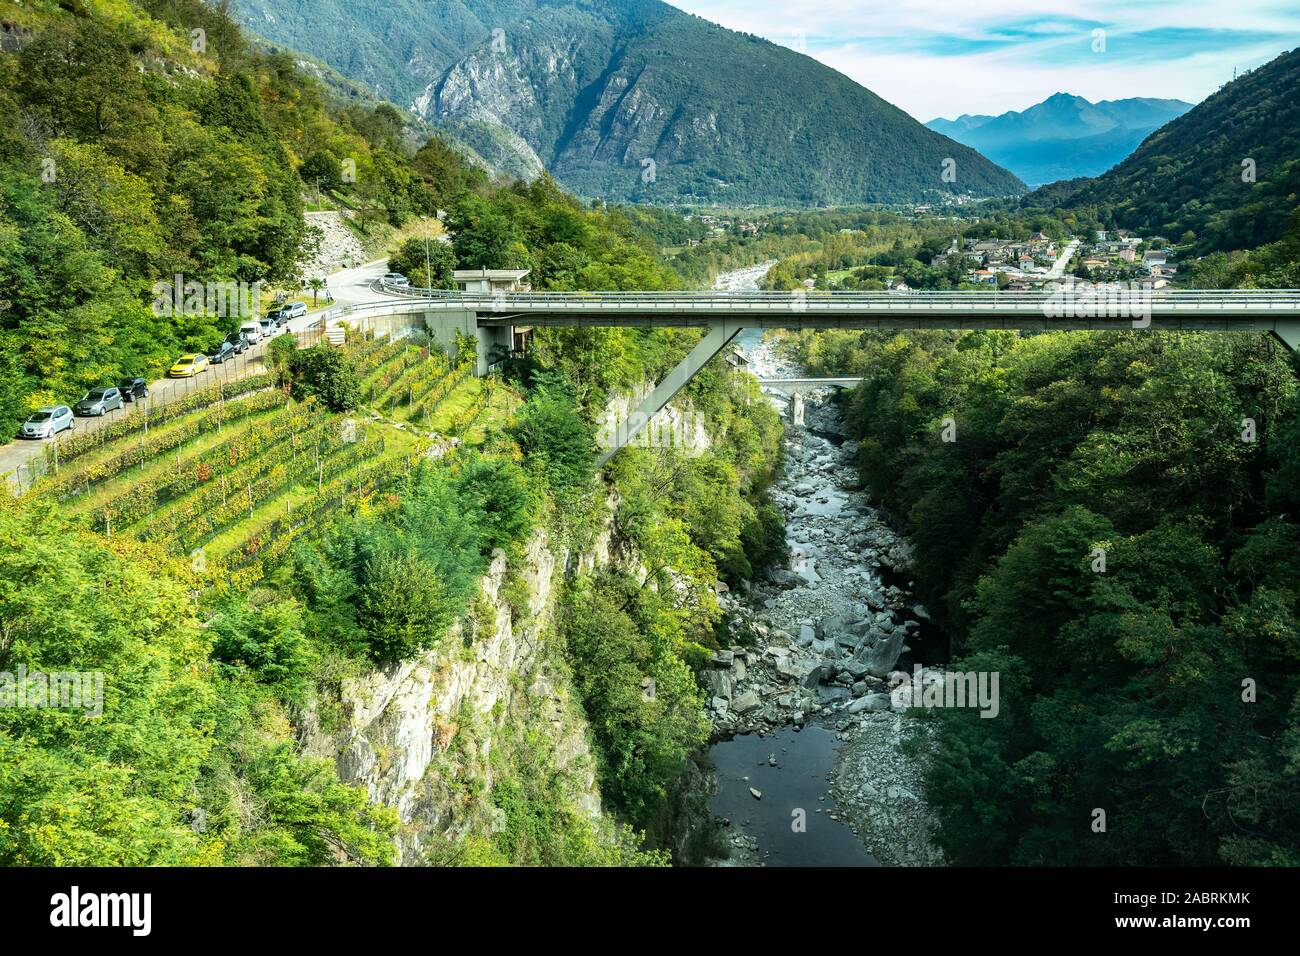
[700, 301, 945, 866]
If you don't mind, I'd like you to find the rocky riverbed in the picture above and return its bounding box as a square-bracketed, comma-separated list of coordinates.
[703, 328, 945, 867]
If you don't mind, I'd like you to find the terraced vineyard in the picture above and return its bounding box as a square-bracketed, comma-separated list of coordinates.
[344, 330, 516, 438]
[17, 331, 524, 588]
[25, 375, 420, 587]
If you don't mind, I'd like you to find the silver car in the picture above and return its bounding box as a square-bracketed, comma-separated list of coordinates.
[74, 386, 123, 417]
[19, 405, 75, 439]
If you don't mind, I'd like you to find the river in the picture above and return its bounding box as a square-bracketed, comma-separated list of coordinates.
[701, 263, 946, 867]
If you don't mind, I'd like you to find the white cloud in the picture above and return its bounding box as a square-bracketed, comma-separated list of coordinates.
[668, 0, 1300, 119]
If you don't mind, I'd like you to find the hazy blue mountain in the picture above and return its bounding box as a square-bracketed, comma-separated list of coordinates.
[234, 0, 1025, 204]
[927, 93, 1193, 187]
[1027, 48, 1300, 254]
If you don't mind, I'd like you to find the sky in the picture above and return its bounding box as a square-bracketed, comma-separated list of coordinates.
[667, 0, 1300, 121]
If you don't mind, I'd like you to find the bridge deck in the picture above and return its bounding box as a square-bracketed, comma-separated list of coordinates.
[330, 288, 1300, 334]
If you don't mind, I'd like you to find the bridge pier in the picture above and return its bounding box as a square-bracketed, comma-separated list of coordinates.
[597, 320, 747, 468]
[420, 309, 509, 376]
[1273, 321, 1300, 353]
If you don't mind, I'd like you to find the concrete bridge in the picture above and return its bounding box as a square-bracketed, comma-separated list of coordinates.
[758, 377, 864, 392]
[755, 378, 865, 431]
[323, 288, 1300, 464]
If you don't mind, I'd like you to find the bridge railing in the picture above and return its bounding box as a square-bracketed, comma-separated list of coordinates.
[368, 279, 1300, 307]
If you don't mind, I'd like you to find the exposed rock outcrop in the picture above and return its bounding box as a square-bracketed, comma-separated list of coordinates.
[300, 527, 616, 863]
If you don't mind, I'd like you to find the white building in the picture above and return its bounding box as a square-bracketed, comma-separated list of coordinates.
[452, 269, 531, 294]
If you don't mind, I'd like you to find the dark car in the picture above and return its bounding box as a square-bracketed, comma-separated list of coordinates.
[208, 340, 236, 364]
[118, 377, 149, 401]
[74, 386, 124, 417]
[224, 331, 248, 354]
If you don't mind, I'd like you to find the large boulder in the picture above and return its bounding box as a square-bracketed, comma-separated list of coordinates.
[856, 630, 907, 678]
[705, 670, 734, 701]
[801, 662, 834, 690]
[848, 693, 892, 714]
[732, 690, 761, 713]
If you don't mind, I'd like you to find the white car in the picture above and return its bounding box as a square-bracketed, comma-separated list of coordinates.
[19, 405, 74, 440]
[239, 321, 263, 344]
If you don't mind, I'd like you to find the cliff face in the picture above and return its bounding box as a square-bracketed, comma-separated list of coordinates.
[300, 514, 625, 863]
[236, 0, 1026, 204]
[597, 386, 711, 459]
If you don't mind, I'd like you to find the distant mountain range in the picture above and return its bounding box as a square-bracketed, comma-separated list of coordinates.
[1024, 48, 1300, 254]
[233, 0, 1025, 204]
[927, 94, 1193, 187]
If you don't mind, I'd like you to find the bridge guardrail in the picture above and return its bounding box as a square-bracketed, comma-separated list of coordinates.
[342, 285, 1300, 311]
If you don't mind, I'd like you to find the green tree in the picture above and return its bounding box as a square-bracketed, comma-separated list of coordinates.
[289, 345, 360, 411]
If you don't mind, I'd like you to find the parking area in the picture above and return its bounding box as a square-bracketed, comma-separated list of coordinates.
[1, 314, 327, 493]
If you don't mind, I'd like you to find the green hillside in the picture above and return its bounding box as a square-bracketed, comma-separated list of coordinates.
[234, 0, 1027, 204]
[1024, 47, 1300, 254]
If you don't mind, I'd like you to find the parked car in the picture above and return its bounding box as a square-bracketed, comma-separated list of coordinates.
[74, 386, 123, 417]
[239, 321, 263, 344]
[18, 405, 74, 439]
[258, 317, 279, 338]
[224, 331, 248, 354]
[267, 301, 307, 325]
[168, 354, 209, 378]
[208, 340, 236, 364]
[118, 377, 149, 401]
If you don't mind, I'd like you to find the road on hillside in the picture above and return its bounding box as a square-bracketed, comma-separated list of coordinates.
[0, 301, 339, 493]
[1047, 239, 1081, 279]
[2, 253, 406, 493]
[327, 259, 390, 307]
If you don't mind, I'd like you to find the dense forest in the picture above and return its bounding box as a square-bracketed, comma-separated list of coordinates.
[0, 0, 431, 435]
[779, 323, 1300, 864]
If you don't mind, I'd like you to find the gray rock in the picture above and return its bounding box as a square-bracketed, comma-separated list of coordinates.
[801, 662, 833, 690]
[856, 630, 907, 678]
[732, 690, 761, 713]
[843, 659, 871, 679]
[705, 670, 734, 701]
[711, 650, 735, 666]
[848, 693, 892, 714]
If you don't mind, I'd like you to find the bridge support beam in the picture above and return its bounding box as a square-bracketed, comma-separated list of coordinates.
[597, 320, 746, 468]
[1273, 321, 1300, 353]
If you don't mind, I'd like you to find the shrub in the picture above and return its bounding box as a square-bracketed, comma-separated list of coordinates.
[290, 345, 361, 411]
[267, 335, 298, 384]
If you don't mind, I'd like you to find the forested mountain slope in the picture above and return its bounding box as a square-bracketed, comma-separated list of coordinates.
[234, 0, 1026, 204]
[1024, 47, 1300, 253]
[0, 0, 467, 436]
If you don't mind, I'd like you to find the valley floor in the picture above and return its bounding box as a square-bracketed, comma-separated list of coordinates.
[695, 270, 944, 867]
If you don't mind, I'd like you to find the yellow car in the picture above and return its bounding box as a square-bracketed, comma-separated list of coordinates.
[168, 354, 209, 378]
